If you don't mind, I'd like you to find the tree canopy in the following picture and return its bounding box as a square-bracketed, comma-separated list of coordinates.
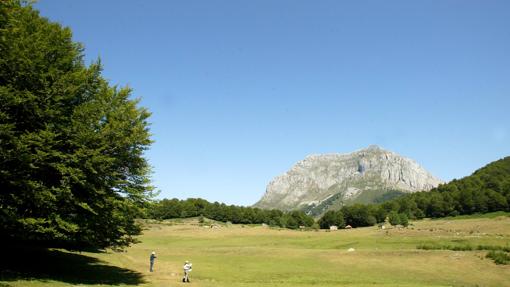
[317, 210, 345, 229]
[0, 1, 153, 249]
[146, 198, 315, 229]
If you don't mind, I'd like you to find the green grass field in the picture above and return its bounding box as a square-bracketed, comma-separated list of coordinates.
[1, 213, 510, 287]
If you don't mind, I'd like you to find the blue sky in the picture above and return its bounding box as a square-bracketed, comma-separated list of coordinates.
[35, 1, 510, 206]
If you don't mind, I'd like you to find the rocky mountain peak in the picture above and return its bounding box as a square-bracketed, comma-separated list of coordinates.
[254, 146, 443, 216]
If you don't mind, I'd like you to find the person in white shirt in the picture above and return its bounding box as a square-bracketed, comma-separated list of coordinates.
[182, 260, 192, 283]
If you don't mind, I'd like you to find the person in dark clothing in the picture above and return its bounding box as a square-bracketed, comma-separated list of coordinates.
[149, 251, 157, 272]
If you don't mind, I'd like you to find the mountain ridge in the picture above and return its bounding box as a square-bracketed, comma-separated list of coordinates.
[254, 145, 443, 216]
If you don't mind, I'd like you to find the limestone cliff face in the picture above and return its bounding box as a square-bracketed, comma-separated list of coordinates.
[254, 145, 443, 215]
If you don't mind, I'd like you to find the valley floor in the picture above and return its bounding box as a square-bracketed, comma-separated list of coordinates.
[1, 213, 510, 287]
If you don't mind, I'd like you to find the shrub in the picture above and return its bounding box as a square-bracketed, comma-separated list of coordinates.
[476, 245, 510, 252]
[486, 251, 510, 265]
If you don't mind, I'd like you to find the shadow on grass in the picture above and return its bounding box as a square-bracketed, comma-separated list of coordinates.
[0, 245, 145, 285]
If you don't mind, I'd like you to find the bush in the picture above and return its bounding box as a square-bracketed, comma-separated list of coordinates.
[450, 245, 473, 251]
[476, 245, 510, 252]
[416, 244, 439, 250]
[486, 251, 510, 265]
[416, 243, 473, 251]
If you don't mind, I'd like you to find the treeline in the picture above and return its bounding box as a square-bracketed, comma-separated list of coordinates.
[146, 198, 314, 229]
[317, 204, 409, 229]
[318, 156, 510, 229]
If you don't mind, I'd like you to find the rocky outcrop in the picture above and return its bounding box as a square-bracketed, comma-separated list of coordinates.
[254, 145, 442, 216]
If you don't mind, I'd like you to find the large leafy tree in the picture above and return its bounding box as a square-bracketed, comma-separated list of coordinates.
[0, 1, 153, 249]
[318, 210, 345, 229]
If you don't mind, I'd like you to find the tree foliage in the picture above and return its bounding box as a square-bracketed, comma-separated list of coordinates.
[317, 210, 345, 229]
[0, 1, 153, 249]
[341, 204, 377, 227]
[146, 198, 315, 229]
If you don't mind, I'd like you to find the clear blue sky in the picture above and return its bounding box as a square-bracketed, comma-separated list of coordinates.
[35, 1, 510, 206]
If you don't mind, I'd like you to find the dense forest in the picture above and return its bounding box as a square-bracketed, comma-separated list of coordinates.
[147, 157, 510, 230]
[146, 198, 315, 229]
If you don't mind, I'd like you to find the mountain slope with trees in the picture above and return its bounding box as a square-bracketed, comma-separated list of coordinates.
[387, 155, 510, 218]
[318, 156, 510, 228]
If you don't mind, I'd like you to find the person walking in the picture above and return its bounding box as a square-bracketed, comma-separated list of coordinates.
[182, 260, 192, 282]
[149, 251, 157, 272]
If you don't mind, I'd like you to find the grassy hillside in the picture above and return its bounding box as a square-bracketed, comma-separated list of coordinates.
[1, 214, 509, 287]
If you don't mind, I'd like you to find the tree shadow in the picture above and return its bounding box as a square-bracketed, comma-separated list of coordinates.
[0, 245, 145, 285]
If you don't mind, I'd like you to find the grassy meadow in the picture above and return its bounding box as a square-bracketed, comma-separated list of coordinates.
[1, 213, 510, 287]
